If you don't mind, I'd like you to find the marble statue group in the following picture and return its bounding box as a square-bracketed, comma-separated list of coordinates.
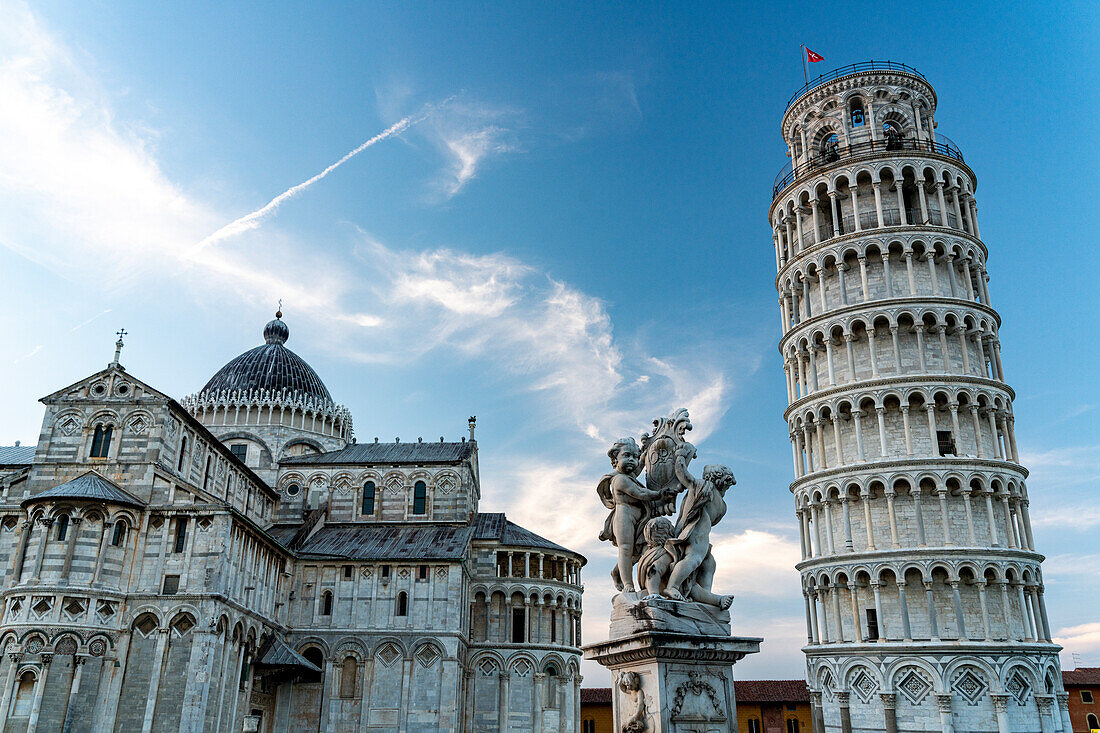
[597, 408, 736, 612]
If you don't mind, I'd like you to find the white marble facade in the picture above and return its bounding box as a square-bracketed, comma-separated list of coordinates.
[0, 317, 584, 732]
[772, 64, 1071, 733]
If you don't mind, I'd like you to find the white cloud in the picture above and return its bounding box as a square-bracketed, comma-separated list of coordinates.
[1031, 504, 1100, 531]
[421, 100, 521, 199]
[1054, 622, 1100, 661]
[711, 530, 804, 598]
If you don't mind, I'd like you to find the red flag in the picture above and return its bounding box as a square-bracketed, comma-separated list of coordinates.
[806, 48, 824, 63]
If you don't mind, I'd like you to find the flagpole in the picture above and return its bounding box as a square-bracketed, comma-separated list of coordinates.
[801, 45, 808, 85]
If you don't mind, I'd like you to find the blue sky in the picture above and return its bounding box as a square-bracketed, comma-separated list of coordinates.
[1, 1, 1097, 681]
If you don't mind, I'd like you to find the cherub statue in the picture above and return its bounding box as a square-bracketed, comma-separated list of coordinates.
[636, 516, 676, 598]
[598, 437, 677, 592]
[618, 671, 648, 733]
[661, 454, 736, 609]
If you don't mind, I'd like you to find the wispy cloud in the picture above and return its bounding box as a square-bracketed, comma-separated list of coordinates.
[70, 308, 111, 332]
[424, 100, 520, 199]
[1032, 504, 1100, 531]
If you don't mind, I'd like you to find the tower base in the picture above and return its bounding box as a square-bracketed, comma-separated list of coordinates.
[584, 631, 761, 733]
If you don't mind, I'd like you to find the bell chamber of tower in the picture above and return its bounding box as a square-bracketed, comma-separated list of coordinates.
[770, 62, 1071, 733]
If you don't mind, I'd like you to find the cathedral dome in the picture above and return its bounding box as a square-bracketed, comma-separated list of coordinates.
[200, 312, 333, 403]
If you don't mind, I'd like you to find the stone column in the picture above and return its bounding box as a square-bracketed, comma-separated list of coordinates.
[871, 582, 886, 641]
[142, 629, 171, 730]
[991, 694, 1010, 733]
[60, 656, 87, 733]
[1057, 693, 1072, 733]
[925, 582, 940, 641]
[31, 518, 52, 579]
[861, 489, 875, 550]
[838, 692, 852, 733]
[498, 670, 510, 729]
[872, 182, 884, 228]
[976, 581, 991, 640]
[10, 521, 31, 583]
[841, 498, 854, 551]
[938, 488, 953, 545]
[896, 581, 912, 641]
[950, 581, 968, 640]
[881, 693, 898, 733]
[936, 693, 954, 733]
[901, 406, 913, 456]
[885, 490, 900, 547]
[0, 653, 22, 730]
[875, 407, 888, 457]
[847, 583, 863, 643]
[60, 518, 82, 578]
[1036, 694, 1056, 733]
[807, 691, 825, 733]
[852, 410, 866, 463]
[26, 654, 51, 733]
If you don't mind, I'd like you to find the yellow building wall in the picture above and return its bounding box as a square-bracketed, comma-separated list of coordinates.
[581, 702, 614, 733]
[737, 701, 813, 733]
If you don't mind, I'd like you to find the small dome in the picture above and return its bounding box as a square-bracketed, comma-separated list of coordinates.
[264, 312, 289, 344]
[200, 313, 333, 403]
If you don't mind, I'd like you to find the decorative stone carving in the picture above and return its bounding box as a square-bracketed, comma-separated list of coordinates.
[618, 671, 649, 733]
[670, 670, 724, 721]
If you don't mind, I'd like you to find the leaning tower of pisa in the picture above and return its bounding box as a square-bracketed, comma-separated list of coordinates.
[770, 62, 1072, 733]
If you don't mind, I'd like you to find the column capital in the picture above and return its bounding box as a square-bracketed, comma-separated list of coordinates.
[879, 692, 897, 709]
[39, 652, 53, 665]
[936, 693, 953, 712]
[836, 691, 850, 705]
[990, 693, 1010, 712]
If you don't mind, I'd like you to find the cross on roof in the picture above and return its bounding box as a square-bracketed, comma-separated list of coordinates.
[112, 328, 127, 366]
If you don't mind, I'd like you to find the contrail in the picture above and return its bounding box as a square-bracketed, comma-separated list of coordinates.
[188, 109, 433, 255]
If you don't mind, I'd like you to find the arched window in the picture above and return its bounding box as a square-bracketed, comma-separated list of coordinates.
[111, 520, 127, 547]
[396, 591, 408, 617]
[787, 719, 800, 733]
[90, 424, 113, 458]
[56, 514, 69, 541]
[9, 671, 36, 717]
[850, 100, 865, 127]
[821, 133, 840, 162]
[202, 456, 212, 491]
[412, 481, 427, 515]
[1086, 713, 1099, 731]
[321, 591, 333, 616]
[747, 719, 762, 733]
[301, 647, 324, 684]
[177, 435, 188, 472]
[339, 656, 358, 698]
[362, 481, 376, 515]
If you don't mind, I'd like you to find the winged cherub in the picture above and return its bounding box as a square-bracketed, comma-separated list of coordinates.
[598, 437, 677, 592]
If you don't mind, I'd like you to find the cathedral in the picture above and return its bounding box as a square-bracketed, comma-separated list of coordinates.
[0, 314, 585, 732]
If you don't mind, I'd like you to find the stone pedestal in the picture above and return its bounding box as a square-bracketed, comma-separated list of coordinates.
[585, 596, 761, 733]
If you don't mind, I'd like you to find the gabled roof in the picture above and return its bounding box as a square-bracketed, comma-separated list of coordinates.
[1064, 667, 1100, 686]
[0, 446, 35, 466]
[281, 440, 474, 466]
[254, 635, 321, 672]
[267, 522, 475, 561]
[40, 364, 171, 404]
[23, 470, 145, 508]
[473, 512, 582, 559]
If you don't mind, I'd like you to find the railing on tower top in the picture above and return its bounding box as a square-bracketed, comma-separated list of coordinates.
[772, 136, 965, 198]
[784, 61, 927, 111]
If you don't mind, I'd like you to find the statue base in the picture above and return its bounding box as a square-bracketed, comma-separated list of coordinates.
[583, 628, 761, 733]
[610, 591, 732, 637]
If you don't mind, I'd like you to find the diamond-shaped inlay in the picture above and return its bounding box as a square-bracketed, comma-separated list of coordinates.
[385, 475, 405, 494]
[57, 416, 81, 436]
[62, 597, 86, 619]
[850, 669, 878, 703]
[1006, 671, 1031, 704]
[360, 567, 373, 579]
[31, 597, 52, 617]
[398, 568, 411, 580]
[376, 643, 401, 668]
[127, 415, 149, 434]
[436, 476, 457, 495]
[435, 567, 448, 580]
[478, 658, 498, 676]
[898, 669, 933, 705]
[511, 659, 533, 677]
[415, 644, 441, 668]
[953, 668, 987, 705]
